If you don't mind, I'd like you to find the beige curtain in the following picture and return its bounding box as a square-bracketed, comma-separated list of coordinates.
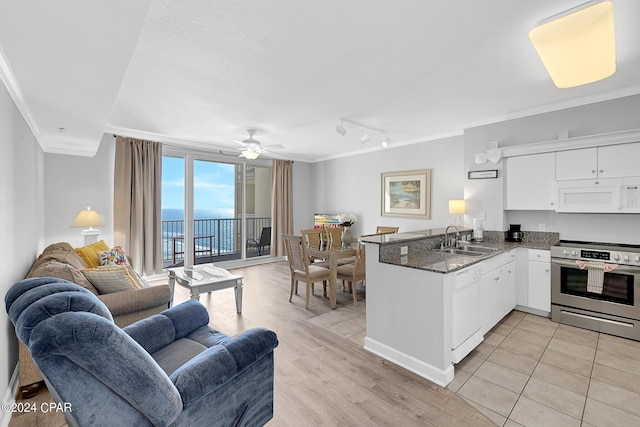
[271, 159, 294, 257]
[113, 136, 163, 275]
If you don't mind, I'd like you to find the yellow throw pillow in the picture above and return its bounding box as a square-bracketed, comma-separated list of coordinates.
[82, 265, 145, 294]
[76, 240, 110, 268]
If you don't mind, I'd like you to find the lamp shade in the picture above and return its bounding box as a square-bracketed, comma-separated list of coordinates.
[448, 200, 465, 215]
[529, 1, 616, 88]
[71, 207, 104, 228]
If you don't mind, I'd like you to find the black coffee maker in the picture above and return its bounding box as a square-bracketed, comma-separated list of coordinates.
[507, 224, 524, 242]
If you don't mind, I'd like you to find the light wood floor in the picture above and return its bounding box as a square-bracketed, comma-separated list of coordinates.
[9, 261, 493, 426]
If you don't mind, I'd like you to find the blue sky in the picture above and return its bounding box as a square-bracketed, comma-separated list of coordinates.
[162, 157, 236, 217]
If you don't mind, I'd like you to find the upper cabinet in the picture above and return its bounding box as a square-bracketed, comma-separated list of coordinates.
[505, 152, 556, 210]
[556, 143, 640, 180]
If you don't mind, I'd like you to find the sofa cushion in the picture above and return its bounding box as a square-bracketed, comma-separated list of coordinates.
[27, 242, 88, 277]
[75, 240, 110, 268]
[82, 266, 146, 294]
[28, 260, 98, 295]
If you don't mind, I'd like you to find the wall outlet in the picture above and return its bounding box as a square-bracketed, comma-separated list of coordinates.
[489, 141, 499, 149]
[538, 223, 546, 231]
[400, 246, 408, 255]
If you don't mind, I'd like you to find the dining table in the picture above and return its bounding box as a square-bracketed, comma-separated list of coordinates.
[306, 244, 357, 309]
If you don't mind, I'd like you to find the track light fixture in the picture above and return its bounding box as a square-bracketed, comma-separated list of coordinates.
[335, 121, 347, 136]
[336, 117, 389, 146]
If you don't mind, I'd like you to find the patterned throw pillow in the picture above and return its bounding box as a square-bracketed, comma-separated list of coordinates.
[99, 246, 128, 266]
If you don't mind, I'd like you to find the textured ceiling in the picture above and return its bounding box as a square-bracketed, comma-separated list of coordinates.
[2, 1, 640, 162]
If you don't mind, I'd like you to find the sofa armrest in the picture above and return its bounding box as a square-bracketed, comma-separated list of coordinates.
[98, 284, 171, 317]
[170, 328, 278, 408]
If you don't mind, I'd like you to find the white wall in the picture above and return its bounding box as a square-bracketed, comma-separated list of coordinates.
[0, 82, 46, 402]
[311, 135, 465, 236]
[464, 94, 640, 243]
[44, 134, 115, 247]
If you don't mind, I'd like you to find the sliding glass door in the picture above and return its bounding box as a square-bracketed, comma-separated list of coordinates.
[161, 152, 272, 268]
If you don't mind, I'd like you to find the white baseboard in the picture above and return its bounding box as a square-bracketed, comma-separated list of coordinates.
[364, 337, 454, 387]
[1, 364, 19, 427]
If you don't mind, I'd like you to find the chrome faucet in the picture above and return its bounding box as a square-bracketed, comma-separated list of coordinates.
[444, 225, 461, 248]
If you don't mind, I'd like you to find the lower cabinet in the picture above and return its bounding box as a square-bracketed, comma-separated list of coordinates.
[481, 250, 517, 334]
[528, 250, 551, 313]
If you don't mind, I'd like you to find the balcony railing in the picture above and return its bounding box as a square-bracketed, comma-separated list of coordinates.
[162, 217, 271, 267]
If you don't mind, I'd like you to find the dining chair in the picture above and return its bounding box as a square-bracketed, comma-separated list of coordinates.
[326, 226, 344, 249]
[283, 234, 332, 309]
[336, 241, 366, 306]
[376, 226, 399, 234]
[300, 228, 330, 267]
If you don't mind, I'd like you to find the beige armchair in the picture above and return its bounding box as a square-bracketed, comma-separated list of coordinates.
[18, 242, 171, 398]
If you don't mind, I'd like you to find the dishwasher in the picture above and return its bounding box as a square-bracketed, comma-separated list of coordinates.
[451, 264, 483, 363]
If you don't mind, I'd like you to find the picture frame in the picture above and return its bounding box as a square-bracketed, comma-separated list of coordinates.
[381, 169, 432, 219]
[468, 169, 498, 179]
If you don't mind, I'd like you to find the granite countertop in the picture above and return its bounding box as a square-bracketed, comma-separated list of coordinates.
[364, 229, 559, 274]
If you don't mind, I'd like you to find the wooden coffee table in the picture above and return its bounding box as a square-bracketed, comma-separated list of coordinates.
[168, 264, 243, 313]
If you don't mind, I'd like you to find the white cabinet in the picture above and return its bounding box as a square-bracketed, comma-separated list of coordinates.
[556, 143, 640, 180]
[555, 148, 597, 180]
[505, 152, 556, 210]
[527, 250, 551, 314]
[480, 250, 517, 334]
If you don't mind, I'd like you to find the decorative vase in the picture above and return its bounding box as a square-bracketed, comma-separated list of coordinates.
[341, 226, 353, 247]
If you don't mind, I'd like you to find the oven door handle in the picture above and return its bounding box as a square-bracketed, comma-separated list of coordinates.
[552, 259, 640, 274]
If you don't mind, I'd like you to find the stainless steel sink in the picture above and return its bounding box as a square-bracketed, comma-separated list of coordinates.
[434, 245, 500, 257]
[459, 245, 500, 254]
[436, 248, 486, 257]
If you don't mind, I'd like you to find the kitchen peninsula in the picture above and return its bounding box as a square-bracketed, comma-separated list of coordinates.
[360, 228, 558, 386]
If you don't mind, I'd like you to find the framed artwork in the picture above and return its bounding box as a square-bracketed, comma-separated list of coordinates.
[381, 169, 432, 219]
[313, 213, 341, 228]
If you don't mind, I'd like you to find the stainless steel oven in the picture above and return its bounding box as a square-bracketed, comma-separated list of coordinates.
[551, 241, 640, 341]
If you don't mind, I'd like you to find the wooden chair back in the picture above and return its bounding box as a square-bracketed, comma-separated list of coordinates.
[283, 234, 307, 272]
[300, 229, 323, 250]
[326, 226, 344, 249]
[376, 226, 399, 234]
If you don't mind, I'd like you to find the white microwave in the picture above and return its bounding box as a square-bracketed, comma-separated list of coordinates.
[556, 178, 640, 213]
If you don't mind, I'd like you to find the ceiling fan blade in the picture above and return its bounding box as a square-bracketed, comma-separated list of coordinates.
[262, 144, 285, 150]
[233, 140, 247, 146]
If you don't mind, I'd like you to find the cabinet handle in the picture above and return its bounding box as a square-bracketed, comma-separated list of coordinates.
[592, 170, 596, 173]
[599, 169, 604, 173]
[545, 269, 550, 273]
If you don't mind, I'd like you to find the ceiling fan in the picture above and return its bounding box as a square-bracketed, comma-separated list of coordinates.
[233, 129, 284, 159]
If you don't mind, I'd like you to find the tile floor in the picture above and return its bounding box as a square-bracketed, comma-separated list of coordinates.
[310, 296, 640, 427]
[448, 310, 640, 427]
[309, 295, 640, 427]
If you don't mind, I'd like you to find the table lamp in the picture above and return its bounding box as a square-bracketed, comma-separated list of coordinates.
[448, 200, 465, 227]
[71, 207, 105, 245]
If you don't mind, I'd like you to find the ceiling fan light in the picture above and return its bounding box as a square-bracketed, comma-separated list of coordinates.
[529, 0, 616, 88]
[240, 149, 260, 160]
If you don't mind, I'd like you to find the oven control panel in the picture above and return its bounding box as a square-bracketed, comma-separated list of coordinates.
[581, 250, 610, 261]
[553, 247, 640, 266]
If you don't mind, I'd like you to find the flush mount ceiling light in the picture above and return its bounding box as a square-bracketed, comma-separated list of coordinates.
[360, 133, 371, 143]
[529, 0, 616, 88]
[335, 122, 347, 136]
